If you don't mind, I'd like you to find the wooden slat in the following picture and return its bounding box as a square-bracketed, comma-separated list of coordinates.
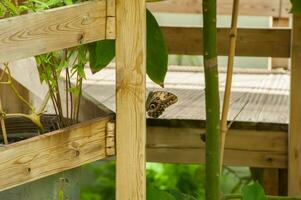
[116, 0, 146, 199]
[147, 0, 282, 17]
[288, 14, 301, 196]
[146, 126, 287, 168]
[0, 116, 113, 192]
[0, 0, 113, 63]
[163, 27, 291, 57]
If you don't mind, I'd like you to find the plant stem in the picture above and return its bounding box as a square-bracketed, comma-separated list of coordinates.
[220, 0, 240, 171]
[4, 64, 35, 112]
[0, 97, 8, 144]
[202, 0, 220, 199]
[75, 76, 82, 122]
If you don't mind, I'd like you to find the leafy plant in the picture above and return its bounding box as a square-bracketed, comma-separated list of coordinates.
[88, 9, 168, 86]
[290, 0, 301, 13]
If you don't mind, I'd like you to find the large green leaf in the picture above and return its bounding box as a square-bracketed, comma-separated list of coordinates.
[146, 9, 168, 87]
[147, 185, 175, 200]
[290, 0, 301, 13]
[88, 10, 168, 87]
[241, 182, 267, 200]
[88, 40, 115, 74]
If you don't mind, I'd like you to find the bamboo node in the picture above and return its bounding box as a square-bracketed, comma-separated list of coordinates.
[204, 57, 218, 69]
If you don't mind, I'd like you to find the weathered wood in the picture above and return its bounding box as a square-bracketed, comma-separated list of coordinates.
[271, 18, 289, 70]
[148, 0, 291, 18]
[262, 169, 280, 195]
[147, 0, 284, 17]
[163, 27, 291, 57]
[146, 126, 287, 168]
[288, 13, 301, 196]
[116, 0, 146, 199]
[0, 0, 114, 63]
[0, 116, 113, 192]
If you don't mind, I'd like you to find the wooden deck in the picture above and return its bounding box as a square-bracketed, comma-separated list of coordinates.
[79, 66, 289, 125]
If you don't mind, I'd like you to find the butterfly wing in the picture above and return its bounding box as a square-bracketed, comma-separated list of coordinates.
[146, 91, 178, 118]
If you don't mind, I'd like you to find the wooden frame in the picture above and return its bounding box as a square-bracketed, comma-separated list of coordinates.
[147, 0, 291, 18]
[0, 116, 114, 192]
[0, 0, 114, 63]
[0, 0, 300, 196]
[288, 13, 301, 196]
[115, 0, 146, 199]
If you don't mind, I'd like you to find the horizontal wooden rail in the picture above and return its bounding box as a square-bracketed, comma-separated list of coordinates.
[0, 0, 114, 63]
[147, 0, 291, 18]
[0, 116, 114, 192]
[163, 27, 291, 57]
[146, 125, 287, 168]
[0, 3, 290, 62]
[0, 116, 287, 191]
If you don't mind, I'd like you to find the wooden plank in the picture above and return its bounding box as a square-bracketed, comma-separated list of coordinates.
[271, 18, 289, 70]
[288, 13, 301, 196]
[163, 27, 291, 57]
[146, 126, 287, 168]
[147, 0, 282, 17]
[0, 116, 113, 192]
[116, 0, 146, 199]
[0, 0, 114, 63]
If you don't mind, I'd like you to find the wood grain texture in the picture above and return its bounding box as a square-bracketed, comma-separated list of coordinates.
[288, 14, 301, 196]
[0, 116, 113, 192]
[146, 126, 287, 168]
[163, 27, 291, 57]
[116, 0, 146, 199]
[0, 0, 113, 63]
[147, 0, 282, 17]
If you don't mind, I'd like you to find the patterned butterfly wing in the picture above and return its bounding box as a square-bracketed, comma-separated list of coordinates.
[146, 91, 178, 118]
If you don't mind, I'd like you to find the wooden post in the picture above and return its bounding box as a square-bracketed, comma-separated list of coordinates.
[116, 0, 146, 199]
[271, 17, 289, 70]
[289, 13, 301, 196]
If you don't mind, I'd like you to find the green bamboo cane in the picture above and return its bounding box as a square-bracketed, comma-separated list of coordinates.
[202, 0, 221, 199]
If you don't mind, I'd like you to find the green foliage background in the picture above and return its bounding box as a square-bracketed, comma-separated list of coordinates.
[80, 161, 252, 200]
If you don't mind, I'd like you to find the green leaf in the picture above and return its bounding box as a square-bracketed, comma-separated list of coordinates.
[169, 189, 197, 200]
[147, 185, 176, 200]
[146, 9, 168, 87]
[290, 0, 301, 13]
[88, 40, 115, 74]
[88, 10, 168, 87]
[241, 182, 267, 200]
[64, 0, 73, 5]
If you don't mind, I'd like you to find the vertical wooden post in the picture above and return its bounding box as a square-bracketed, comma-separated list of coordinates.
[116, 0, 146, 199]
[289, 13, 301, 196]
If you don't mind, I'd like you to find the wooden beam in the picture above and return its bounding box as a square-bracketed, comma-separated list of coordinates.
[288, 13, 301, 196]
[271, 18, 289, 70]
[146, 126, 287, 168]
[116, 0, 146, 199]
[163, 27, 291, 57]
[0, 0, 115, 63]
[0, 116, 113, 192]
[147, 0, 283, 17]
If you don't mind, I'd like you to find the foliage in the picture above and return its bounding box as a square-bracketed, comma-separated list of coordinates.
[241, 182, 267, 200]
[290, 0, 301, 13]
[81, 162, 254, 200]
[88, 9, 168, 87]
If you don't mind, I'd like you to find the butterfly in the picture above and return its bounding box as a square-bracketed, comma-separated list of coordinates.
[146, 91, 178, 118]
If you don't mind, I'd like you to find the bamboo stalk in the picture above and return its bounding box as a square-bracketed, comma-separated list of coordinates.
[0, 98, 8, 145]
[220, 0, 240, 171]
[202, 0, 220, 199]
